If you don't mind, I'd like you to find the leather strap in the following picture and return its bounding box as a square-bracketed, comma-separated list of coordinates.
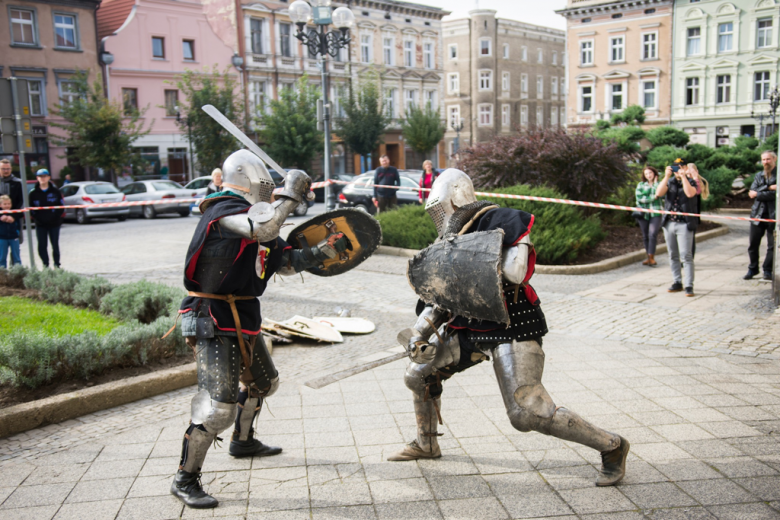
[187, 291, 256, 369]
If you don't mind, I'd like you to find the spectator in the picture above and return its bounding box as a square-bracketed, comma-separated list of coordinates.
[744, 150, 777, 280]
[0, 195, 21, 268]
[419, 160, 438, 204]
[372, 155, 400, 213]
[206, 168, 223, 196]
[0, 159, 24, 211]
[635, 166, 663, 267]
[62, 173, 72, 185]
[657, 159, 699, 297]
[29, 169, 65, 268]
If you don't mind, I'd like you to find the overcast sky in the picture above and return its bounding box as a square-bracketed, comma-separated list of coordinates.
[425, 0, 569, 31]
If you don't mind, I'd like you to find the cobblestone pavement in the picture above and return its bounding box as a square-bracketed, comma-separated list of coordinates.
[3, 212, 779, 519]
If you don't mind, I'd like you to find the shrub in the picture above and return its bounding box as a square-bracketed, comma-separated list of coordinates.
[598, 126, 645, 155]
[646, 145, 687, 172]
[686, 144, 716, 166]
[100, 280, 185, 324]
[72, 276, 114, 310]
[0, 265, 28, 289]
[24, 268, 81, 305]
[376, 205, 438, 250]
[646, 126, 690, 148]
[759, 131, 778, 154]
[701, 166, 738, 211]
[603, 167, 644, 227]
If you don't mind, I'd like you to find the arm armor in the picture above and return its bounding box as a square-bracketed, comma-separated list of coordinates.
[502, 235, 531, 285]
[218, 197, 300, 242]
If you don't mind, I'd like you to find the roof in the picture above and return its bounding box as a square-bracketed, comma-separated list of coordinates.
[97, 0, 136, 41]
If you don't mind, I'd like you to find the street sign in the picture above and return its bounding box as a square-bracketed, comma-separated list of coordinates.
[0, 79, 33, 153]
[0, 79, 29, 118]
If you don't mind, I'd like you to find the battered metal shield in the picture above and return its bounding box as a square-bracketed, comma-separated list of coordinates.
[286, 209, 382, 277]
[408, 230, 509, 325]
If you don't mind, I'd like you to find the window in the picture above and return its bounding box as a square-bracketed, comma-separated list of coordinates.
[448, 105, 460, 128]
[643, 80, 657, 108]
[480, 38, 491, 56]
[164, 90, 178, 116]
[385, 88, 396, 118]
[611, 84, 623, 111]
[536, 107, 544, 128]
[551, 77, 558, 96]
[449, 44, 457, 59]
[478, 104, 493, 126]
[520, 105, 528, 126]
[686, 77, 700, 105]
[182, 40, 195, 61]
[560, 109, 565, 127]
[521, 46, 528, 61]
[250, 18, 264, 54]
[521, 74, 528, 94]
[10, 8, 36, 45]
[425, 90, 436, 108]
[479, 70, 493, 91]
[423, 42, 433, 69]
[404, 89, 418, 111]
[755, 71, 771, 101]
[645, 8, 656, 14]
[687, 27, 701, 56]
[582, 18, 591, 23]
[250, 81, 266, 115]
[333, 84, 347, 118]
[403, 40, 413, 67]
[536, 76, 543, 99]
[448, 73, 459, 94]
[537, 49, 543, 63]
[503, 44, 509, 59]
[580, 40, 593, 65]
[152, 36, 165, 58]
[715, 75, 731, 104]
[501, 104, 510, 127]
[643, 32, 657, 60]
[280, 23, 292, 57]
[59, 80, 79, 105]
[610, 36, 624, 62]
[383, 37, 394, 65]
[551, 106, 558, 127]
[360, 34, 372, 63]
[612, 13, 623, 19]
[560, 77, 566, 93]
[718, 23, 733, 52]
[552, 51, 558, 65]
[757, 18, 773, 49]
[54, 14, 77, 49]
[502, 72, 510, 92]
[27, 80, 44, 116]
[581, 85, 593, 112]
[122, 88, 138, 115]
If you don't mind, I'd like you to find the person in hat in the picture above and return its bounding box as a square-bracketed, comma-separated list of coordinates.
[29, 169, 65, 268]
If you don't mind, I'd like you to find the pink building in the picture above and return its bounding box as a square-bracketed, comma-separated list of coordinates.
[98, 0, 239, 182]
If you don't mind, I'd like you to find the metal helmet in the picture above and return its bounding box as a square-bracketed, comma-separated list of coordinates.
[425, 168, 477, 237]
[221, 149, 276, 204]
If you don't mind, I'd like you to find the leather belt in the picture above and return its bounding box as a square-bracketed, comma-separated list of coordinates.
[187, 291, 256, 369]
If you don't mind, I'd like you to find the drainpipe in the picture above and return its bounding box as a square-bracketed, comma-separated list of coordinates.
[669, 1, 675, 127]
[235, 0, 250, 129]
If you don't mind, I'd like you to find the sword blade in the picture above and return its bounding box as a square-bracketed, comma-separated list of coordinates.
[201, 104, 287, 176]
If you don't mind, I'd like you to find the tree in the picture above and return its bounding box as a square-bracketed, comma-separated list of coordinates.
[592, 105, 646, 155]
[49, 71, 151, 176]
[258, 75, 322, 171]
[401, 104, 445, 157]
[335, 79, 390, 167]
[610, 105, 645, 125]
[175, 67, 242, 175]
[645, 126, 690, 148]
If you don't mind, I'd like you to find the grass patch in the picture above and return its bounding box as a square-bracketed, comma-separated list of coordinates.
[0, 296, 121, 337]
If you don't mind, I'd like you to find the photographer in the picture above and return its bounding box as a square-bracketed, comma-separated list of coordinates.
[656, 159, 699, 297]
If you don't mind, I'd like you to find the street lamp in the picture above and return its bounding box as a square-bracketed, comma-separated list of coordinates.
[175, 106, 195, 182]
[451, 117, 464, 157]
[289, 0, 355, 211]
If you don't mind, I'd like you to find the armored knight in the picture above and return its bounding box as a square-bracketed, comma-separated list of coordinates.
[388, 169, 630, 487]
[171, 150, 348, 509]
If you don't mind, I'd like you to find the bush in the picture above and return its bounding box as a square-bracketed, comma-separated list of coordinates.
[686, 144, 716, 165]
[100, 280, 185, 324]
[701, 166, 738, 211]
[24, 268, 81, 305]
[646, 145, 687, 171]
[598, 126, 645, 155]
[603, 167, 644, 227]
[0, 265, 28, 289]
[376, 205, 438, 250]
[72, 276, 114, 310]
[646, 126, 690, 148]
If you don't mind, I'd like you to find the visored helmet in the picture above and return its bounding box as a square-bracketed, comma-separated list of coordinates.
[424, 168, 477, 237]
[221, 149, 276, 204]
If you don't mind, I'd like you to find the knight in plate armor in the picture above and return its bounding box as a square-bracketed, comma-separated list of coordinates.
[171, 150, 349, 509]
[389, 169, 630, 487]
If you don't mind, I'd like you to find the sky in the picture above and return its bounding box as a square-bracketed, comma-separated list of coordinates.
[425, 0, 569, 31]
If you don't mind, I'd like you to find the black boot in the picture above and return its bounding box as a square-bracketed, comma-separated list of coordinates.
[170, 470, 218, 509]
[229, 430, 283, 458]
[596, 435, 630, 486]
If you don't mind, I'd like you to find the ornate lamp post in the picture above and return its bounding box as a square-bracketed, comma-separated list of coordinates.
[288, 0, 355, 211]
[451, 117, 464, 156]
[175, 106, 195, 182]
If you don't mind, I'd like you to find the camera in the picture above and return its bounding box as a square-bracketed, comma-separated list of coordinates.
[670, 165, 681, 173]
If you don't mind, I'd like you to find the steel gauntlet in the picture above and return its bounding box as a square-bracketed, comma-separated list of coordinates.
[398, 305, 447, 364]
[276, 169, 311, 203]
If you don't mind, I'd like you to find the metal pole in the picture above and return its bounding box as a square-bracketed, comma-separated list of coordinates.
[188, 119, 195, 180]
[320, 28, 334, 211]
[10, 78, 36, 269]
[775, 95, 780, 305]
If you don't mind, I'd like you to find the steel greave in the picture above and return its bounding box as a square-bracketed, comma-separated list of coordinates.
[180, 426, 215, 474]
[413, 394, 441, 453]
[236, 397, 262, 441]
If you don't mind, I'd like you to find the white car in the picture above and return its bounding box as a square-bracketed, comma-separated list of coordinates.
[60, 182, 129, 224]
[120, 180, 198, 219]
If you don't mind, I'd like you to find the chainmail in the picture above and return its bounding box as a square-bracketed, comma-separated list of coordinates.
[443, 201, 499, 237]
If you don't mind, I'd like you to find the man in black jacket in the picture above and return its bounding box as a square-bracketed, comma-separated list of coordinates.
[372, 155, 400, 213]
[0, 159, 24, 211]
[745, 151, 777, 280]
[29, 169, 64, 268]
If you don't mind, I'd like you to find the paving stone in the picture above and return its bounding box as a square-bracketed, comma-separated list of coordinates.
[368, 478, 433, 504]
[652, 460, 724, 481]
[116, 496, 184, 520]
[620, 482, 698, 509]
[707, 457, 778, 478]
[54, 499, 124, 520]
[428, 475, 493, 500]
[643, 508, 716, 520]
[311, 505, 377, 520]
[557, 487, 636, 515]
[309, 482, 372, 508]
[0, 505, 60, 520]
[437, 497, 510, 520]
[706, 502, 780, 519]
[65, 477, 134, 503]
[247, 481, 310, 513]
[0, 482, 75, 509]
[23, 464, 89, 486]
[650, 424, 716, 442]
[498, 490, 574, 519]
[677, 479, 761, 506]
[81, 459, 146, 481]
[735, 476, 780, 501]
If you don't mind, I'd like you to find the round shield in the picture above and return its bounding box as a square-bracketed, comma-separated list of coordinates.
[286, 208, 382, 277]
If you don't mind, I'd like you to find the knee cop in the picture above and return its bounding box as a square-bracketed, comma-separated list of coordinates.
[190, 389, 237, 434]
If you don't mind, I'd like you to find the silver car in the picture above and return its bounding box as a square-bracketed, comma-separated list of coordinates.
[60, 182, 129, 224]
[120, 180, 197, 219]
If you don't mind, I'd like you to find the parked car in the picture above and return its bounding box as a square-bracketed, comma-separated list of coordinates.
[311, 173, 356, 203]
[183, 176, 213, 197]
[120, 180, 198, 218]
[60, 181, 129, 224]
[337, 173, 421, 214]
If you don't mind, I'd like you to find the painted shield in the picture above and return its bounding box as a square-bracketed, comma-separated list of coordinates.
[407, 229, 509, 325]
[286, 208, 382, 277]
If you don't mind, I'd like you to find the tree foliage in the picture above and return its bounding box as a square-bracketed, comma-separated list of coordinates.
[175, 67, 242, 175]
[646, 126, 690, 148]
[592, 105, 646, 154]
[258, 75, 322, 171]
[610, 105, 646, 125]
[458, 128, 632, 203]
[401, 104, 445, 154]
[49, 71, 151, 173]
[335, 79, 390, 158]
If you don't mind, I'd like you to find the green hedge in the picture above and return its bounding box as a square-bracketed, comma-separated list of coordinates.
[376, 185, 605, 265]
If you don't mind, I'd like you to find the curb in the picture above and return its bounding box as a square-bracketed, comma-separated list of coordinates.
[0, 363, 196, 439]
[377, 223, 730, 276]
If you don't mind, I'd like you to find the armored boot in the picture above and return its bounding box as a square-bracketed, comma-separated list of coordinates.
[229, 392, 282, 458]
[172, 423, 218, 508]
[596, 435, 630, 486]
[388, 395, 442, 461]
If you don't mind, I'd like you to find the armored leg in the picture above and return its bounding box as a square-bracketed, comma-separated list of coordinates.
[493, 340, 629, 486]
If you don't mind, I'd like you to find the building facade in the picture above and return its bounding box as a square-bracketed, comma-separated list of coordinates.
[671, 0, 780, 147]
[0, 0, 101, 179]
[442, 10, 566, 166]
[98, 0, 238, 182]
[557, 0, 674, 131]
